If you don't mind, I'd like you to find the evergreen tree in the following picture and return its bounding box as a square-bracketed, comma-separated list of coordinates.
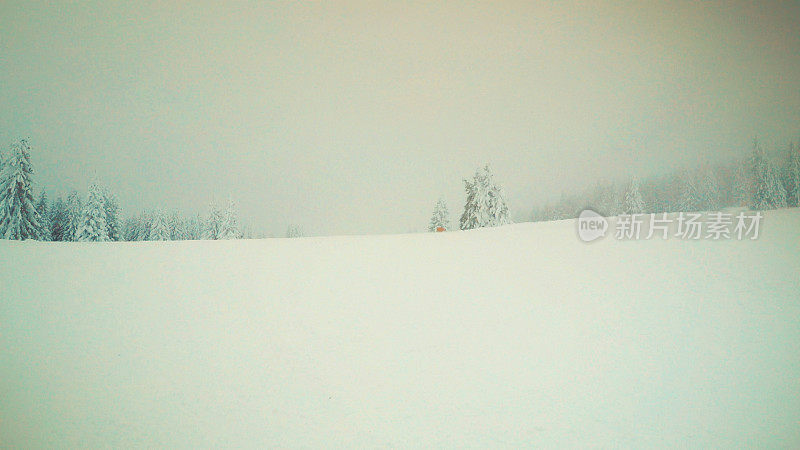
[699, 169, 721, 211]
[49, 196, 68, 241]
[785, 141, 800, 207]
[122, 215, 142, 241]
[546, 203, 568, 221]
[596, 182, 621, 217]
[185, 214, 203, 240]
[147, 210, 171, 241]
[122, 212, 154, 241]
[750, 139, 787, 210]
[168, 211, 185, 241]
[35, 190, 52, 241]
[140, 210, 154, 240]
[767, 164, 787, 208]
[623, 177, 645, 214]
[678, 172, 702, 212]
[218, 198, 240, 239]
[148, 210, 171, 241]
[459, 165, 511, 230]
[0, 139, 46, 240]
[103, 189, 121, 241]
[76, 182, 109, 241]
[286, 224, 303, 238]
[65, 190, 83, 241]
[204, 203, 223, 239]
[730, 162, 750, 207]
[428, 198, 450, 231]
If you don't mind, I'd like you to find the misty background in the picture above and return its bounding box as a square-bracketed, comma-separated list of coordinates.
[1, 1, 799, 236]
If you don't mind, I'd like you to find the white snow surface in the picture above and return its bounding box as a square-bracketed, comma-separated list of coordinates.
[2, 209, 800, 447]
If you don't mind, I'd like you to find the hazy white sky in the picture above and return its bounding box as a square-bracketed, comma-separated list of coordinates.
[1, 1, 799, 235]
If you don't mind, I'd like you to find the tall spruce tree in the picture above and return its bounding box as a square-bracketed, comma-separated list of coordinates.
[185, 214, 203, 240]
[218, 198, 240, 239]
[122, 214, 144, 241]
[286, 224, 303, 238]
[785, 141, 800, 207]
[623, 177, 645, 214]
[204, 203, 223, 239]
[699, 169, 721, 211]
[35, 191, 52, 241]
[731, 162, 750, 207]
[428, 198, 451, 231]
[65, 191, 83, 241]
[0, 139, 46, 240]
[103, 189, 121, 241]
[750, 139, 787, 210]
[459, 165, 511, 230]
[76, 182, 109, 241]
[767, 164, 787, 208]
[49, 196, 68, 241]
[596, 182, 621, 217]
[148, 210, 171, 241]
[168, 211, 185, 241]
[139, 210, 154, 241]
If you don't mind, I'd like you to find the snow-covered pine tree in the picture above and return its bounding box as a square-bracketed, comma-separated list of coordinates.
[428, 198, 450, 231]
[598, 183, 622, 217]
[49, 196, 68, 241]
[122, 212, 152, 241]
[750, 139, 787, 210]
[204, 203, 223, 239]
[459, 164, 512, 230]
[286, 224, 303, 238]
[148, 210, 171, 241]
[730, 161, 750, 207]
[140, 210, 154, 240]
[767, 163, 787, 209]
[185, 214, 203, 240]
[699, 169, 721, 211]
[218, 198, 240, 239]
[122, 215, 142, 241]
[0, 139, 46, 240]
[677, 172, 701, 212]
[168, 211, 185, 241]
[785, 141, 800, 207]
[549, 203, 568, 221]
[103, 189, 121, 241]
[76, 182, 109, 241]
[750, 139, 770, 209]
[65, 191, 83, 241]
[661, 174, 683, 213]
[623, 177, 645, 214]
[35, 190, 52, 241]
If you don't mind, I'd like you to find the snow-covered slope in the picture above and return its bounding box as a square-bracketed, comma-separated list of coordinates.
[2, 209, 800, 447]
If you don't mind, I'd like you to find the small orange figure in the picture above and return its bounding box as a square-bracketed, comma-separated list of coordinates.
[436, 226, 445, 232]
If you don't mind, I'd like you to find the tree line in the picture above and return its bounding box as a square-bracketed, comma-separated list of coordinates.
[0, 139, 247, 241]
[428, 138, 799, 231]
[1, 137, 798, 241]
[527, 139, 799, 222]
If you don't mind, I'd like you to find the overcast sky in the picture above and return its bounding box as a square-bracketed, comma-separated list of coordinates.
[1, 1, 799, 236]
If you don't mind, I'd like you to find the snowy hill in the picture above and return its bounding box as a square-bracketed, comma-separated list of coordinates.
[2, 209, 800, 447]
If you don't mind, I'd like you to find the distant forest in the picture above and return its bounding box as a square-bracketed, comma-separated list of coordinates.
[1, 137, 798, 241]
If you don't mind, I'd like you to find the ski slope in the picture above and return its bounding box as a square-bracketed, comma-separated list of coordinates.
[2, 209, 800, 447]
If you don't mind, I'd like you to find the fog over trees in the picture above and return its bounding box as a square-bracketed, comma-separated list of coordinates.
[532, 139, 800, 222]
[1, 136, 798, 241]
